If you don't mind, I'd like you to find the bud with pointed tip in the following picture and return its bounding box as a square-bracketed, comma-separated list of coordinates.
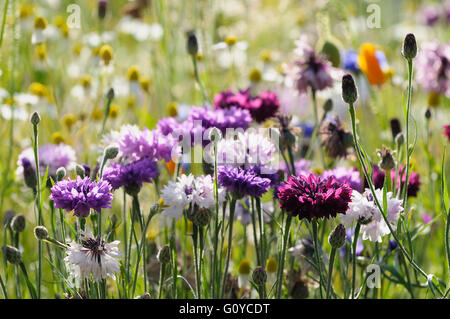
[30, 111, 41, 125]
[157, 245, 171, 264]
[34, 226, 48, 240]
[98, 0, 108, 19]
[402, 33, 417, 61]
[104, 144, 119, 160]
[390, 118, 402, 141]
[342, 74, 358, 104]
[186, 31, 198, 56]
[425, 108, 432, 120]
[21, 158, 37, 191]
[328, 224, 346, 248]
[208, 127, 222, 145]
[2, 245, 22, 264]
[252, 266, 267, 286]
[2, 210, 15, 228]
[11, 214, 26, 233]
[323, 98, 333, 113]
[56, 167, 66, 181]
[106, 87, 115, 101]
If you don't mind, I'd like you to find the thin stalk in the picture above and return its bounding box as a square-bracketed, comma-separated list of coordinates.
[19, 262, 37, 299]
[402, 60, 413, 206]
[275, 214, 292, 298]
[326, 247, 337, 299]
[351, 222, 361, 299]
[312, 219, 324, 298]
[221, 198, 236, 298]
[158, 263, 165, 298]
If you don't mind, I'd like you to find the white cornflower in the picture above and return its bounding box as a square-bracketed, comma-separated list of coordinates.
[65, 228, 121, 282]
[215, 130, 277, 168]
[161, 174, 225, 220]
[341, 189, 403, 243]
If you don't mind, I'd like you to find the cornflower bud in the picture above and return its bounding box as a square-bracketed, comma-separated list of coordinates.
[11, 214, 26, 233]
[342, 74, 358, 104]
[157, 245, 171, 264]
[377, 145, 396, 171]
[104, 144, 119, 160]
[2, 245, 22, 265]
[34, 226, 48, 240]
[75, 164, 85, 178]
[186, 31, 198, 56]
[30, 111, 41, 125]
[56, 167, 66, 181]
[402, 33, 417, 60]
[252, 266, 267, 286]
[328, 224, 346, 248]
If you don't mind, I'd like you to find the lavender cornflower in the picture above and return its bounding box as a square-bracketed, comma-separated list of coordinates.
[415, 42, 450, 98]
[289, 35, 335, 93]
[280, 159, 311, 176]
[321, 166, 362, 192]
[277, 174, 352, 221]
[102, 157, 159, 195]
[342, 50, 360, 73]
[17, 143, 76, 178]
[49, 176, 113, 217]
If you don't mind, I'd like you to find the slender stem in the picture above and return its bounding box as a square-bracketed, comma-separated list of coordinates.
[312, 219, 324, 298]
[351, 223, 361, 299]
[158, 263, 165, 299]
[191, 55, 209, 103]
[221, 198, 236, 298]
[402, 60, 413, 206]
[256, 198, 265, 266]
[192, 224, 201, 299]
[19, 262, 37, 299]
[326, 247, 337, 299]
[276, 214, 292, 298]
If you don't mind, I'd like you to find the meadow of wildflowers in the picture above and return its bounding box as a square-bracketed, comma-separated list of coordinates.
[0, 0, 450, 301]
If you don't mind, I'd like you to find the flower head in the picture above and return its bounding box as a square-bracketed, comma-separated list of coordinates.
[277, 174, 352, 220]
[65, 228, 121, 282]
[341, 189, 403, 242]
[218, 166, 271, 199]
[17, 143, 76, 178]
[321, 166, 362, 192]
[49, 176, 113, 217]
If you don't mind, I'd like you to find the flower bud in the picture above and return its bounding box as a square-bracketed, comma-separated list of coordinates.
[328, 224, 346, 248]
[98, 0, 107, 19]
[377, 145, 396, 171]
[323, 98, 333, 113]
[402, 33, 417, 60]
[82, 164, 91, 178]
[2, 210, 15, 228]
[75, 164, 85, 178]
[11, 214, 26, 233]
[186, 31, 198, 56]
[390, 118, 402, 141]
[157, 245, 171, 264]
[106, 87, 115, 101]
[104, 144, 119, 160]
[2, 245, 22, 265]
[30, 111, 41, 125]
[193, 208, 211, 227]
[395, 132, 405, 147]
[342, 74, 358, 104]
[56, 167, 66, 181]
[34, 226, 48, 240]
[425, 108, 432, 120]
[252, 266, 267, 286]
[21, 158, 37, 190]
[134, 292, 151, 299]
[208, 127, 222, 145]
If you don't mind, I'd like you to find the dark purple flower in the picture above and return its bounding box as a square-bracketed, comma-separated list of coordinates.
[444, 124, 450, 141]
[247, 91, 280, 123]
[49, 176, 113, 217]
[218, 166, 271, 199]
[366, 165, 421, 197]
[388, 240, 398, 254]
[103, 157, 159, 194]
[277, 174, 352, 221]
[214, 88, 250, 110]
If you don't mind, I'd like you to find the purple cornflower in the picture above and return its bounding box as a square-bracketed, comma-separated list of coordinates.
[415, 42, 450, 97]
[17, 143, 76, 178]
[366, 165, 421, 197]
[340, 228, 364, 258]
[217, 166, 271, 199]
[277, 174, 352, 221]
[444, 124, 450, 141]
[247, 90, 280, 123]
[342, 50, 360, 72]
[289, 36, 335, 93]
[49, 176, 113, 217]
[214, 89, 251, 109]
[321, 167, 362, 192]
[280, 159, 311, 176]
[102, 157, 159, 195]
[421, 5, 441, 26]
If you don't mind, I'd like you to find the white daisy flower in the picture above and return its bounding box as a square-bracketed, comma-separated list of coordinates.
[341, 189, 404, 243]
[65, 228, 121, 282]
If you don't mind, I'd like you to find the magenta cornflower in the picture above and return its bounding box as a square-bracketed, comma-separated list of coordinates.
[321, 166, 362, 192]
[367, 165, 421, 197]
[277, 174, 352, 221]
[444, 124, 450, 141]
[49, 176, 113, 217]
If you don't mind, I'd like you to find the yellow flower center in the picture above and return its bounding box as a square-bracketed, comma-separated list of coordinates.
[238, 259, 251, 275]
[34, 17, 48, 30]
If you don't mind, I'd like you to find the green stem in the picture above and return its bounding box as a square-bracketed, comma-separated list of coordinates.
[158, 263, 165, 299]
[19, 262, 37, 299]
[351, 222, 361, 299]
[276, 214, 292, 298]
[312, 219, 324, 298]
[326, 247, 337, 299]
[221, 198, 236, 298]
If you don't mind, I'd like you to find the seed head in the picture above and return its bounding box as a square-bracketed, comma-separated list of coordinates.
[252, 266, 267, 286]
[328, 224, 346, 248]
